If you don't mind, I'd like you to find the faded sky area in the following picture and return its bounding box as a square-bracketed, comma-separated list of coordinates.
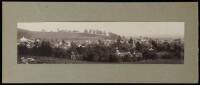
[18, 22, 184, 38]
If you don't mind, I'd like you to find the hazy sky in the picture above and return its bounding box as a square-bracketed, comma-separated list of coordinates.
[18, 22, 184, 38]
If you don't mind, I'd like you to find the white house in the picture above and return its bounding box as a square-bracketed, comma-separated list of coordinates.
[19, 36, 34, 43]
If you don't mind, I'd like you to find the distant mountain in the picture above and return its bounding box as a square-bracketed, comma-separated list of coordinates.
[17, 28, 112, 40]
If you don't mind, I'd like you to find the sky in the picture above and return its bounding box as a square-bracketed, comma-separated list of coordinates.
[17, 22, 184, 38]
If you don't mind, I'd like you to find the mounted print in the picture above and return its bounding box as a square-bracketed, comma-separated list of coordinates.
[3, 2, 198, 83]
[17, 22, 184, 64]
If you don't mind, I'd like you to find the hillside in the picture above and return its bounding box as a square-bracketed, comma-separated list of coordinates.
[17, 28, 33, 39]
[17, 28, 111, 40]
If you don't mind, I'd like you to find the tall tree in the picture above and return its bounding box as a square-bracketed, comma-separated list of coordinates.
[89, 29, 92, 34]
[116, 36, 122, 48]
[92, 29, 96, 34]
[84, 29, 88, 33]
[128, 37, 133, 46]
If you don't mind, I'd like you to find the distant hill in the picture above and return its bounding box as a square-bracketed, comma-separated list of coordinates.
[17, 28, 33, 39]
[18, 28, 182, 41]
[17, 28, 111, 41]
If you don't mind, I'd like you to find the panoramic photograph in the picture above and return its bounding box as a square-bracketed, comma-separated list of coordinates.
[17, 22, 184, 64]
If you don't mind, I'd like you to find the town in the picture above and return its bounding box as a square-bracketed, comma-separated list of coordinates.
[17, 33, 184, 64]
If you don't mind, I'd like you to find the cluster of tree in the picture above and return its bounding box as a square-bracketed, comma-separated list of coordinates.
[18, 41, 53, 57]
[18, 36, 184, 63]
[56, 28, 80, 33]
[84, 29, 107, 35]
[108, 32, 119, 40]
[83, 29, 120, 40]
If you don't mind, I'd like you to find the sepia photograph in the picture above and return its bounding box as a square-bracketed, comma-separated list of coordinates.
[17, 22, 184, 64]
[3, 1, 198, 83]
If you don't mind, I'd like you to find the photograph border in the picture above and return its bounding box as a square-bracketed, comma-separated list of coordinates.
[2, 2, 198, 83]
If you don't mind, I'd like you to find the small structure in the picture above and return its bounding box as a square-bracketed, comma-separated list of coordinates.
[115, 48, 133, 59]
[19, 36, 34, 43]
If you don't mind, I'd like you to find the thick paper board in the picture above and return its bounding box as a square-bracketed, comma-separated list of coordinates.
[2, 2, 198, 83]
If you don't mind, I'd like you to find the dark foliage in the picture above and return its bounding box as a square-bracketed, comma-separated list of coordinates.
[18, 37, 184, 63]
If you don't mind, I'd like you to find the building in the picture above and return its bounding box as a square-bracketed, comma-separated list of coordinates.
[19, 36, 34, 43]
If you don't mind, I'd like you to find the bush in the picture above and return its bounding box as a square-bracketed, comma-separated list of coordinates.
[122, 55, 132, 62]
[108, 55, 120, 62]
[160, 52, 175, 59]
[143, 51, 158, 60]
[37, 41, 53, 56]
[53, 48, 67, 58]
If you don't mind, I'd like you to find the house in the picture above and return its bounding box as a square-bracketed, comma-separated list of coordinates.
[115, 49, 133, 59]
[19, 36, 34, 43]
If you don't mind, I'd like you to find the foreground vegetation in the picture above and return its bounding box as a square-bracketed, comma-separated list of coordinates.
[18, 36, 184, 64]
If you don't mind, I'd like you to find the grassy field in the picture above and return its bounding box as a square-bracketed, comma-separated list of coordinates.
[19, 56, 183, 64]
